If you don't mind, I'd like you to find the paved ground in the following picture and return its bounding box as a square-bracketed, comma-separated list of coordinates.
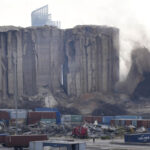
[0, 145, 13, 150]
[1, 138, 150, 150]
[85, 138, 150, 150]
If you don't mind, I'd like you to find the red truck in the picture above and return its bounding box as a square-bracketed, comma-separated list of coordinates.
[72, 126, 88, 138]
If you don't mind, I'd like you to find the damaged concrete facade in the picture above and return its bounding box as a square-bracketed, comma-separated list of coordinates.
[0, 25, 119, 99]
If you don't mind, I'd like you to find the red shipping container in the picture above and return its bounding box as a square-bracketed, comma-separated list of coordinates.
[27, 112, 56, 125]
[93, 116, 102, 123]
[28, 112, 56, 119]
[27, 118, 41, 124]
[4, 135, 47, 147]
[83, 116, 93, 123]
[0, 111, 10, 120]
[0, 134, 8, 144]
[147, 120, 150, 128]
[137, 120, 148, 128]
[83, 116, 102, 123]
[125, 120, 132, 126]
[110, 120, 115, 126]
[142, 120, 148, 128]
[137, 120, 142, 128]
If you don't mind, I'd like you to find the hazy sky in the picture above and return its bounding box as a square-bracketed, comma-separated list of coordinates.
[0, 0, 150, 79]
[0, 0, 150, 28]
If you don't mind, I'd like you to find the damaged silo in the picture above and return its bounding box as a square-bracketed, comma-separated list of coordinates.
[63, 26, 119, 96]
[0, 25, 119, 100]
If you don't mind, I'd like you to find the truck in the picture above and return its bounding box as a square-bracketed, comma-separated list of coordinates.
[72, 126, 88, 138]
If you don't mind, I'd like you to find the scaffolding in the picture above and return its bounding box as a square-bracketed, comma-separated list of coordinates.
[31, 5, 60, 28]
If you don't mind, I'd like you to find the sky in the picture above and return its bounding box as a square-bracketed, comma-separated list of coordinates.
[0, 0, 150, 80]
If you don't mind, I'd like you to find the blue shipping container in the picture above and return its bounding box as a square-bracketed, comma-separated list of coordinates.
[115, 115, 142, 120]
[0, 133, 9, 136]
[125, 133, 150, 143]
[35, 108, 61, 124]
[102, 116, 115, 124]
[35, 108, 58, 112]
[56, 111, 61, 124]
[0, 120, 9, 126]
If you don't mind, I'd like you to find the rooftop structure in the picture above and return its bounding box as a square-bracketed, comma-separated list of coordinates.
[31, 5, 60, 28]
[29, 140, 86, 150]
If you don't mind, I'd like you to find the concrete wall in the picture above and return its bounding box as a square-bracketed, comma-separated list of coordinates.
[0, 25, 119, 99]
[63, 26, 119, 96]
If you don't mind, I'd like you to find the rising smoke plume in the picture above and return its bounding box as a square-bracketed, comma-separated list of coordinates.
[117, 47, 150, 99]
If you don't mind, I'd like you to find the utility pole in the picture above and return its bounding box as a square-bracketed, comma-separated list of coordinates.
[13, 51, 18, 134]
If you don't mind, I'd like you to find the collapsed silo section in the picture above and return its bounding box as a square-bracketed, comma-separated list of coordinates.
[63, 25, 119, 96]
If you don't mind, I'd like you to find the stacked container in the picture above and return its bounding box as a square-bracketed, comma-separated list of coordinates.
[109, 116, 142, 127]
[115, 115, 142, 120]
[34, 108, 61, 125]
[125, 133, 150, 143]
[0, 109, 28, 125]
[102, 116, 115, 124]
[9, 109, 28, 125]
[61, 115, 83, 124]
[61, 115, 71, 123]
[111, 119, 138, 127]
[27, 111, 56, 125]
[83, 116, 102, 123]
[0, 111, 10, 126]
[137, 120, 150, 128]
[71, 115, 83, 123]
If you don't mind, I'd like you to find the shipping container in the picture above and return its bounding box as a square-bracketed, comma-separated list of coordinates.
[115, 115, 142, 120]
[35, 108, 58, 112]
[40, 119, 56, 124]
[0, 133, 9, 144]
[147, 120, 150, 128]
[132, 120, 137, 127]
[56, 111, 61, 124]
[35, 108, 61, 124]
[115, 120, 120, 126]
[141, 120, 147, 128]
[27, 112, 56, 125]
[110, 120, 115, 126]
[10, 110, 27, 119]
[93, 116, 102, 123]
[125, 133, 150, 143]
[0, 120, 9, 126]
[4, 135, 48, 147]
[71, 115, 83, 122]
[137, 120, 142, 128]
[110, 119, 138, 127]
[83, 116, 102, 123]
[10, 119, 25, 126]
[61, 115, 71, 122]
[125, 120, 132, 126]
[102, 116, 115, 124]
[136, 120, 150, 128]
[83, 116, 93, 123]
[27, 118, 41, 125]
[0, 111, 10, 120]
[28, 112, 56, 119]
[0, 109, 25, 112]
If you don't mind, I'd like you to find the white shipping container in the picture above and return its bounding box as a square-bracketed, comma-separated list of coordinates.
[30, 141, 43, 150]
[10, 110, 27, 119]
[61, 115, 71, 122]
